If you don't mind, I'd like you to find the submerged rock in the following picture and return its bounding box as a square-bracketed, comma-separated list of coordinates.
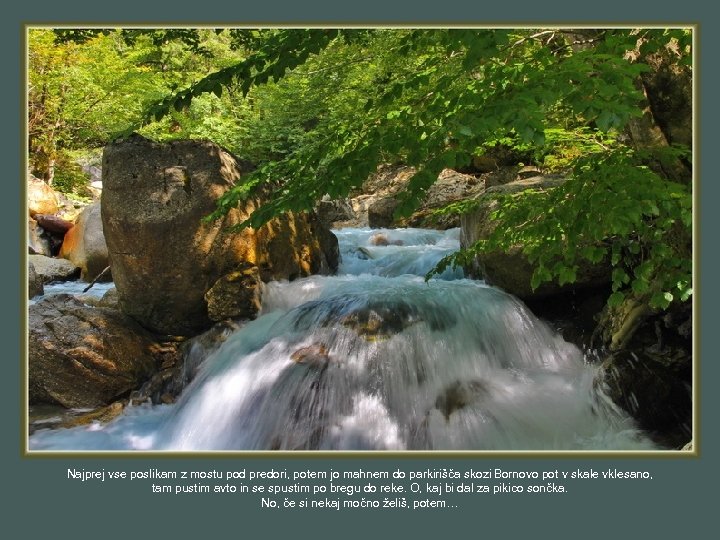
[290, 343, 332, 369]
[369, 233, 403, 246]
[101, 135, 338, 336]
[434, 380, 490, 421]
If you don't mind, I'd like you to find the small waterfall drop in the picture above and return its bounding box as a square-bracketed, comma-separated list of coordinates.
[29, 227, 657, 451]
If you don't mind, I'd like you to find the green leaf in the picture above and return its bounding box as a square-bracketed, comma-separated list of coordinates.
[650, 291, 674, 310]
[631, 277, 650, 294]
[608, 291, 625, 307]
[558, 265, 577, 286]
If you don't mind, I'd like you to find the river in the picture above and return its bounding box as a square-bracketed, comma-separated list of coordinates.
[29, 227, 658, 451]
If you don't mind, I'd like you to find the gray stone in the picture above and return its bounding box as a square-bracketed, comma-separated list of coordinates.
[28, 254, 80, 283]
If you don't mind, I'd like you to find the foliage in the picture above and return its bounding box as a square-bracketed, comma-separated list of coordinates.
[431, 149, 691, 310]
[28, 28, 245, 191]
[28, 27, 692, 311]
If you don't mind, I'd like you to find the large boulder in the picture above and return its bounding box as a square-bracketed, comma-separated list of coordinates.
[101, 135, 338, 335]
[460, 176, 610, 299]
[348, 165, 486, 229]
[28, 254, 80, 283]
[29, 294, 158, 408]
[368, 197, 399, 228]
[315, 197, 356, 226]
[28, 174, 59, 217]
[59, 202, 110, 281]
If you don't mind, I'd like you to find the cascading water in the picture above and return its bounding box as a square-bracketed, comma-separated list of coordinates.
[29, 227, 658, 451]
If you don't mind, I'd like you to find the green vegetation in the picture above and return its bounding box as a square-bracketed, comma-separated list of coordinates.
[27, 27, 692, 311]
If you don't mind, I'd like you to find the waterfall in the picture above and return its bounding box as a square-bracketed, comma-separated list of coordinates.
[29, 227, 657, 451]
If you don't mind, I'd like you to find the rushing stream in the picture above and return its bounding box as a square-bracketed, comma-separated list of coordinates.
[29, 227, 658, 451]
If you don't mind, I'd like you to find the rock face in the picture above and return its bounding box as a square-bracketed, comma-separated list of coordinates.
[101, 135, 338, 335]
[460, 176, 610, 299]
[59, 202, 110, 281]
[28, 174, 59, 217]
[28, 254, 80, 283]
[29, 295, 158, 408]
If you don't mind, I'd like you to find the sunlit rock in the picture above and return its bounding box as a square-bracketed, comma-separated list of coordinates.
[59, 202, 109, 282]
[101, 135, 338, 335]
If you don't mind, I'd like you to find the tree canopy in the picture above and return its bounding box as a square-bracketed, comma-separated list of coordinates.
[27, 27, 692, 311]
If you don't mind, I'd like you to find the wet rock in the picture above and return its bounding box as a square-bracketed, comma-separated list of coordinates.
[28, 262, 44, 299]
[356, 247, 374, 260]
[369, 233, 403, 246]
[59, 202, 110, 282]
[290, 343, 332, 369]
[293, 295, 456, 340]
[434, 380, 490, 420]
[98, 287, 119, 309]
[360, 167, 486, 229]
[340, 302, 424, 340]
[29, 402, 125, 434]
[597, 348, 691, 448]
[60, 402, 125, 428]
[76, 287, 118, 308]
[129, 321, 238, 405]
[101, 135, 338, 335]
[29, 294, 158, 408]
[28, 254, 80, 283]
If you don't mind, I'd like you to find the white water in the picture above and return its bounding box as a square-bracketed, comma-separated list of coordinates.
[29, 227, 657, 451]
